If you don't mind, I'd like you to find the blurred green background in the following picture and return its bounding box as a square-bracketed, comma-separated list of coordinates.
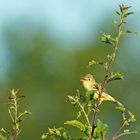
[0, 0, 139, 139]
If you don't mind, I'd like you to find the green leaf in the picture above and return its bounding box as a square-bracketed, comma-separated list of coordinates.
[41, 133, 48, 139]
[101, 33, 114, 45]
[116, 106, 126, 113]
[0, 133, 7, 140]
[48, 127, 62, 137]
[62, 132, 72, 140]
[88, 60, 104, 67]
[64, 120, 85, 131]
[123, 129, 137, 135]
[124, 12, 134, 17]
[107, 72, 124, 83]
[42, 127, 72, 140]
[55, 129, 61, 137]
[119, 4, 132, 13]
[67, 95, 75, 101]
[112, 20, 117, 24]
[87, 101, 94, 115]
[115, 11, 120, 15]
[48, 128, 55, 135]
[126, 29, 139, 35]
[86, 91, 94, 101]
[62, 132, 67, 139]
[84, 125, 91, 137]
[128, 111, 136, 123]
[80, 94, 86, 103]
[88, 60, 96, 66]
[107, 53, 115, 62]
[68, 95, 77, 105]
[0, 128, 7, 140]
[77, 111, 82, 119]
[0, 136, 7, 140]
[94, 120, 108, 139]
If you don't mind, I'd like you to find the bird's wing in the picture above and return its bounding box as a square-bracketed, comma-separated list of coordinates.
[102, 92, 124, 106]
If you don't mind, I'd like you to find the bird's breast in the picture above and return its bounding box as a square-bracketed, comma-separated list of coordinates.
[83, 81, 94, 91]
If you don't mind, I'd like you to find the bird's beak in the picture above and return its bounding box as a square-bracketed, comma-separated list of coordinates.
[80, 77, 86, 82]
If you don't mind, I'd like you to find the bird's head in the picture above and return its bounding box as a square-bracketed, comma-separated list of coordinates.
[80, 74, 95, 82]
[80, 74, 96, 91]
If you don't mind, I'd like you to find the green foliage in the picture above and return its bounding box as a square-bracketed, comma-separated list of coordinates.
[115, 106, 126, 113]
[88, 60, 104, 67]
[42, 4, 137, 140]
[101, 33, 115, 45]
[0, 128, 7, 140]
[126, 29, 139, 35]
[67, 92, 93, 127]
[111, 108, 137, 139]
[64, 120, 85, 131]
[0, 89, 31, 140]
[41, 127, 72, 140]
[116, 4, 134, 25]
[94, 120, 108, 140]
[107, 72, 124, 83]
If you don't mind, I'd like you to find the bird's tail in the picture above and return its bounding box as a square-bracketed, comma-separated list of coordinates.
[94, 92, 124, 107]
[105, 93, 124, 107]
[114, 100, 124, 107]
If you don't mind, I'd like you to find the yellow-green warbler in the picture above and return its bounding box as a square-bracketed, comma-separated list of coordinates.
[80, 74, 123, 106]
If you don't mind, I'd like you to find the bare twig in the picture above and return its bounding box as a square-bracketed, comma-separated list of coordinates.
[111, 122, 125, 140]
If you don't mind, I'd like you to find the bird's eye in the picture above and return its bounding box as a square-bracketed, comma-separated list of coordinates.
[88, 78, 90, 81]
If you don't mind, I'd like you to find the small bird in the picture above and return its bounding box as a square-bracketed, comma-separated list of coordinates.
[80, 74, 123, 106]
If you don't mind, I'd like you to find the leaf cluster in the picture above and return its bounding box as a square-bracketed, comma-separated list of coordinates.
[0, 89, 31, 140]
[42, 127, 72, 140]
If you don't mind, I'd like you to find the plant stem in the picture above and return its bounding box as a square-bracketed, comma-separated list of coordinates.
[89, 21, 123, 140]
[78, 101, 91, 127]
[112, 130, 137, 140]
[111, 122, 126, 140]
[9, 98, 20, 140]
[101, 132, 104, 140]
[14, 98, 19, 129]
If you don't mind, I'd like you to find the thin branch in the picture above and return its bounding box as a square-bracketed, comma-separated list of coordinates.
[89, 17, 123, 140]
[8, 109, 14, 122]
[77, 102, 91, 127]
[9, 90, 20, 140]
[112, 130, 137, 140]
[111, 122, 125, 140]
[68, 95, 91, 127]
